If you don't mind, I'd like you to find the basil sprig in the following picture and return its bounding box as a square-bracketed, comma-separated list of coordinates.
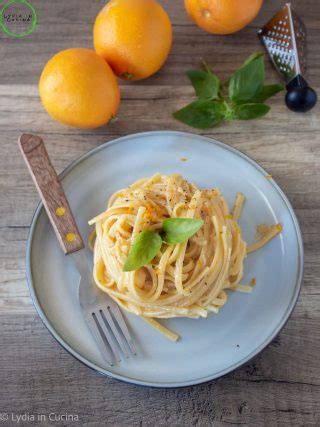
[173, 52, 283, 129]
[123, 218, 204, 272]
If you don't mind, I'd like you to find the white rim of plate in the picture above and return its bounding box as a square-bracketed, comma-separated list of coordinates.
[26, 130, 304, 388]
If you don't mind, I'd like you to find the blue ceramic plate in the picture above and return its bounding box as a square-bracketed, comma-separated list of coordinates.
[26, 131, 303, 387]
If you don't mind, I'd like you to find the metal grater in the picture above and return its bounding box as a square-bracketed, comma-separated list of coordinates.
[258, 3, 317, 112]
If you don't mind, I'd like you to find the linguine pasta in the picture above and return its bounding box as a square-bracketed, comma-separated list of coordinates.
[88, 173, 281, 341]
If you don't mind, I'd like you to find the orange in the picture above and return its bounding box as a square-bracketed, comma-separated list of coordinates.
[39, 48, 120, 129]
[184, 0, 264, 35]
[93, 0, 172, 80]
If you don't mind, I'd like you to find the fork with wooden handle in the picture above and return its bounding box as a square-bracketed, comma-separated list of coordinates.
[19, 133, 136, 365]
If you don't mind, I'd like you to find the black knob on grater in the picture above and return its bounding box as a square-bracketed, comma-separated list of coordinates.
[285, 75, 317, 112]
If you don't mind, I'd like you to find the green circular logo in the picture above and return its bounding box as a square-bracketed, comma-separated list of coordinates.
[0, 0, 37, 38]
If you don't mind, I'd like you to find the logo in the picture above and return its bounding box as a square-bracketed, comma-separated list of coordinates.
[0, 0, 37, 38]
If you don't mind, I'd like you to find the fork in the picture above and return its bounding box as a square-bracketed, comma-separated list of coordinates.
[19, 133, 136, 366]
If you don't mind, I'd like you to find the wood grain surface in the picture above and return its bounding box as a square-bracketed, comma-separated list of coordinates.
[0, 0, 319, 425]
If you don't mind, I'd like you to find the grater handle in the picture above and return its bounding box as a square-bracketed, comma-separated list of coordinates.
[285, 74, 317, 113]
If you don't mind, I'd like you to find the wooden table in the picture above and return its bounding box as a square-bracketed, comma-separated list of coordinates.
[1, 0, 319, 425]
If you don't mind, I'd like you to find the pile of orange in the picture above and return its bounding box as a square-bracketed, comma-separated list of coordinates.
[39, 0, 264, 129]
[39, 0, 172, 129]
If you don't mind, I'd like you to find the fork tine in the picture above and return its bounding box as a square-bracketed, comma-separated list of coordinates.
[109, 303, 137, 355]
[100, 309, 129, 358]
[95, 311, 121, 363]
[88, 313, 115, 366]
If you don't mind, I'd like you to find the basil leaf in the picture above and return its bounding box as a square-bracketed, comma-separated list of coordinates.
[250, 84, 284, 103]
[123, 231, 162, 272]
[242, 52, 264, 67]
[173, 100, 224, 129]
[162, 218, 204, 245]
[228, 54, 265, 103]
[235, 103, 270, 120]
[186, 69, 220, 100]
